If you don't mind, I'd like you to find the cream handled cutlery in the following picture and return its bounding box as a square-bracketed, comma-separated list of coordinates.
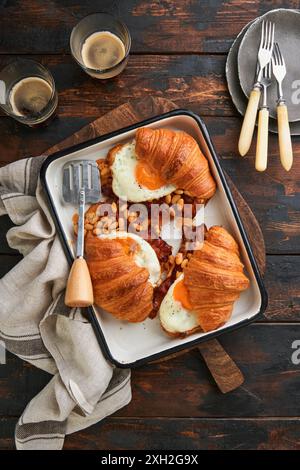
[238, 20, 275, 157]
[255, 62, 272, 172]
[63, 160, 101, 308]
[272, 43, 293, 171]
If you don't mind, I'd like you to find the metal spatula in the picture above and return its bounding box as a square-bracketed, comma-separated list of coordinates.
[62, 160, 101, 307]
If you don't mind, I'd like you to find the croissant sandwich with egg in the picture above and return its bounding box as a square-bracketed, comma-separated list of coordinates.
[107, 128, 216, 202]
[159, 226, 250, 335]
[85, 232, 161, 322]
[85, 225, 250, 334]
[135, 127, 216, 200]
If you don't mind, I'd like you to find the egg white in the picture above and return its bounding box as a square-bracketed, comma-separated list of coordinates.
[98, 231, 161, 287]
[111, 141, 176, 202]
[159, 274, 198, 334]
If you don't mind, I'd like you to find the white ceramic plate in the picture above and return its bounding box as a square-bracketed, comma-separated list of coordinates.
[226, 10, 300, 135]
[41, 110, 267, 367]
[238, 8, 300, 122]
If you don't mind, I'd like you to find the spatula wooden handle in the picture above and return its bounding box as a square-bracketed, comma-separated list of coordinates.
[65, 257, 94, 308]
[238, 88, 261, 157]
[255, 107, 269, 172]
[277, 103, 293, 171]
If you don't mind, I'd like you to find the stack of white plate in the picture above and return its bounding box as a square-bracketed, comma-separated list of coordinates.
[226, 8, 300, 134]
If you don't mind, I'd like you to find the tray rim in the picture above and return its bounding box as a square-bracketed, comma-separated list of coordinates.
[40, 109, 268, 368]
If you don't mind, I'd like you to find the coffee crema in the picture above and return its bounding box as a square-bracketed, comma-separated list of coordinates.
[9, 76, 52, 118]
[81, 31, 125, 70]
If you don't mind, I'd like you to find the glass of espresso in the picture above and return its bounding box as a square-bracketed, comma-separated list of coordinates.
[70, 13, 131, 79]
[0, 59, 58, 127]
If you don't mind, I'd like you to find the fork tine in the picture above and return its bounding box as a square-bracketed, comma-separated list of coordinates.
[262, 21, 268, 49]
[268, 61, 272, 79]
[267, 21, 274, 51]
[276, 42, 285, 66]
[271, 22, 275, 51]
[272, 47, 277, 65]
[262, 61, 271, 79]
[264, 21, 269, 49]
[261, 21, 267, 48]
[266, 21, 271, 49]
[259, 20, 265, 49]
[276, 43, 282, 65]
[274, 43, 279, 64]
[267, 21, 272, 49]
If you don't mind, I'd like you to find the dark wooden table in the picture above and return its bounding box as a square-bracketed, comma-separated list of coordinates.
[1, 1, 300, 450]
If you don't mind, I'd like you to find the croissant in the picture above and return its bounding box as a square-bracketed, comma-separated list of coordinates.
[85, 233, 154, 322]
[183, 226, 250, 332]
[135, 127, 216, 200]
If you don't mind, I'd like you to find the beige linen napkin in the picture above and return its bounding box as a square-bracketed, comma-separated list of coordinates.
[0, 156, 131, 450]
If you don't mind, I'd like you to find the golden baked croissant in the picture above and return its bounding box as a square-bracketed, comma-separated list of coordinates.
[184, 226, 250, 332]
[159, 226, 250, 336]
[135, 127, 216, 200]
[85, 232, 159, 322]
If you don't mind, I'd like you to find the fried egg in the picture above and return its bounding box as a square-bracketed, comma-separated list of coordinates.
[99, 231, 161, 286]
[110, 141, 176, 202]
[159, 274, 198, 334]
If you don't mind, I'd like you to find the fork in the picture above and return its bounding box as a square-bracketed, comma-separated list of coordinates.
[272, 42, 293, 171]
[239, 20, 275, 156]
[255, 62, 272, 171]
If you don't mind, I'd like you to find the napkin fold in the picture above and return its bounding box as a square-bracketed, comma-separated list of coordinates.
[0, 156, 131, 450]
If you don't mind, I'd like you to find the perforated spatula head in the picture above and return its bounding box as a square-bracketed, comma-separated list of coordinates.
[63, 160, 101, 204]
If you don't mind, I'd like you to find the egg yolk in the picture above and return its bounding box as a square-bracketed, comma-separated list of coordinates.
[135, 161, 167, 190]
[173, 279, 193, 310]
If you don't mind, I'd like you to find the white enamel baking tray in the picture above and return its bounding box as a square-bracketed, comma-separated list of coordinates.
[41, 110, 267, 367]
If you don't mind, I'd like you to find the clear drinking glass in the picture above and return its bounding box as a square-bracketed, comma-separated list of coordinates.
[70, 12, 131, 79]
[0, 59, 58, 127]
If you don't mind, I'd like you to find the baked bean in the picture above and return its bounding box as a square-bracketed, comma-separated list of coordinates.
[165, 194, 171, 204]
[175, 252, 183, 265]
[172, 194, 181, 204]
[181, 259, 188, 269]
[176, 198, 184, 210]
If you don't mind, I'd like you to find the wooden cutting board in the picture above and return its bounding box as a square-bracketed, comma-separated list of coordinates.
[45, 96, 266, 393]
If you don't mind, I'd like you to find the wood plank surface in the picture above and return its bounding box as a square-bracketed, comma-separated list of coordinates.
[0, 55, 233, 118]
[1, 0, 300, 452]
[63, 417, 300, 450]
[1, 416, 300, 450]
[0, 0, 294, 55]
[1, 324, 300, 419]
